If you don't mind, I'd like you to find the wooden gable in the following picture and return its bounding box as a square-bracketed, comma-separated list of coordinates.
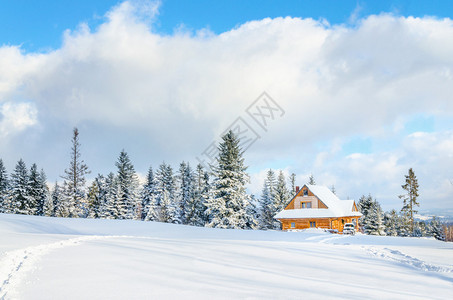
[284, 185, 328, 210]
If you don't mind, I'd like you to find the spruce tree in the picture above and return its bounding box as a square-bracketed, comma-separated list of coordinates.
[330, 185, 336, 195]
[86, 175, 108, 219]
[177, 162, 196, 224]
[49, 182, 63, 217]
[289, 173, 296, 195]
[275, 171, 289, 214]
[102, 172, 118, 219]
[259, 169, 276, 229]
[399, 168, 419, 235]
[430, 216, 445, 241]
[10, 159, 32, 214]
[366, 200, 386, 235]
[38, 169, 50, 216]
[143, 166, 158, 221]
[115, 150, 140, 219]
[27, 164, 41, 215]
[192, 164, 210, 226]
[155, 162, 178, 223]
[0, 159, 9, 213]
[181, 163, 207, 226]
[206, 130, 255, 229]
[61, 128, 90, 218]
[383, 209, 399, 236]
[308, 174, 316, 185]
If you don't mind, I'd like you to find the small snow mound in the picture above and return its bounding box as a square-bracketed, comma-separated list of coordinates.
[367, 247, 453, 274]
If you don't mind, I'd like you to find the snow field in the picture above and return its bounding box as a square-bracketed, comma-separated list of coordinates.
[1, 213, 452, 299]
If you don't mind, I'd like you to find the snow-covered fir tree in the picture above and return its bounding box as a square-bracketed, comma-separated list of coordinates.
[259, 169, 277, 229]
[274, 171, 289, 214]
[358, 194, 385, 235]
[49, 182, 63, 217]
[38, 169, 50, 216]
[330, 185, 336, 195]
[367, 200, 386, 235]
[0, 159, 9, 213]
[190, 163, 210, 226]
[61, 128, 90, 218]
[101, 172, 119, 219]
[182, 163, 208, 226]
[9, 159, 33, 215]
[289, 173, 296, 195]
[86, 174, 108, 219]
[308, 174, 316, 185]
[27, 164, 49, 216]
[114, 150, 140, 219]
[143, 167, 158, 221]
[155, 162, 178, 223]
[177, 162, 196, 224]
[383, 209, 399, 236]
[430, 216, 445, 241]
[206, 130, 255, 229]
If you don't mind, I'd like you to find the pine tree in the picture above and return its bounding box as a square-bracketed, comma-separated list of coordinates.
[181, 163, 207, 226]
[366, 200, 386, 235]
[289, 173, 296, 195]
[308, 174, 316, 185]
[115, 150, 140, 219]
[155, 162, 178, 223]
[27, 164, 41, 215]
[86, 175, 108, 219]
[61, 128, 90, 218]
[330, 185, 336, 195]
[49, 182, 63, 217]
[383, 209, 399, 236]
[206, 130, 255, 229]
[430, 216, 445, 241]
[274, 171, 289, 214]
[259, 169, 276, 229]
[0, 159, 9, 213]
[192, 164, 210, 226]
[358, 194, 385, 235]
[177, 162, 196, 224]
[143, 166, 158, 221]
[37, 168, 49, 216]
[102, 172, 119, 219]
[399, 168, 419, 235]
[10, 159, 32, 214]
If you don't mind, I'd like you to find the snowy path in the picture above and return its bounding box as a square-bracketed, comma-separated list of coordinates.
[0, 235, 112, 299]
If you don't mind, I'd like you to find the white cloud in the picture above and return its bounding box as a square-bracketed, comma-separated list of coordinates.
[0, 102, 37, 138]
[0, 1, 452, 211]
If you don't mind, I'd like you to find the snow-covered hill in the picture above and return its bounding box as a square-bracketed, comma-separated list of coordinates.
[1, 213, 452, 299]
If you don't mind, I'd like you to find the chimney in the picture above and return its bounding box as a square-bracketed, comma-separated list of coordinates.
[295, 186, 300, 193]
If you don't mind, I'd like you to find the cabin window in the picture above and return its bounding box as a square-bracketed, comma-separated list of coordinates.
[291, 222, 295, 228]
[303, 189, 308, 196]
[310, 221, 316, 228]
[301, 202, 312, 209]
[352, 219, 357, 226]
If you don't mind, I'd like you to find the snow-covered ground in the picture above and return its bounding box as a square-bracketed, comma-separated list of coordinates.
[1, 213, 452, 299]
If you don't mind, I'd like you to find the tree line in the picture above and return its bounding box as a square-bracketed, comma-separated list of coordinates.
[0, 129, 269, 229]
[357, 168, 446, 241]
[0, 128, 450, 240]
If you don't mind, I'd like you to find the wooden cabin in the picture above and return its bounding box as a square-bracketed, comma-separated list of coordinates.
[274, 184, 362, 233]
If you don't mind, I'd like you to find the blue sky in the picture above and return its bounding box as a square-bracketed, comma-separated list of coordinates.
[1, 0, 452, 213]
[2, 1, 453, 52]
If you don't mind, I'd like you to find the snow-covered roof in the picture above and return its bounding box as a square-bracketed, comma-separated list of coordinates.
[274, 185, 362, 219]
